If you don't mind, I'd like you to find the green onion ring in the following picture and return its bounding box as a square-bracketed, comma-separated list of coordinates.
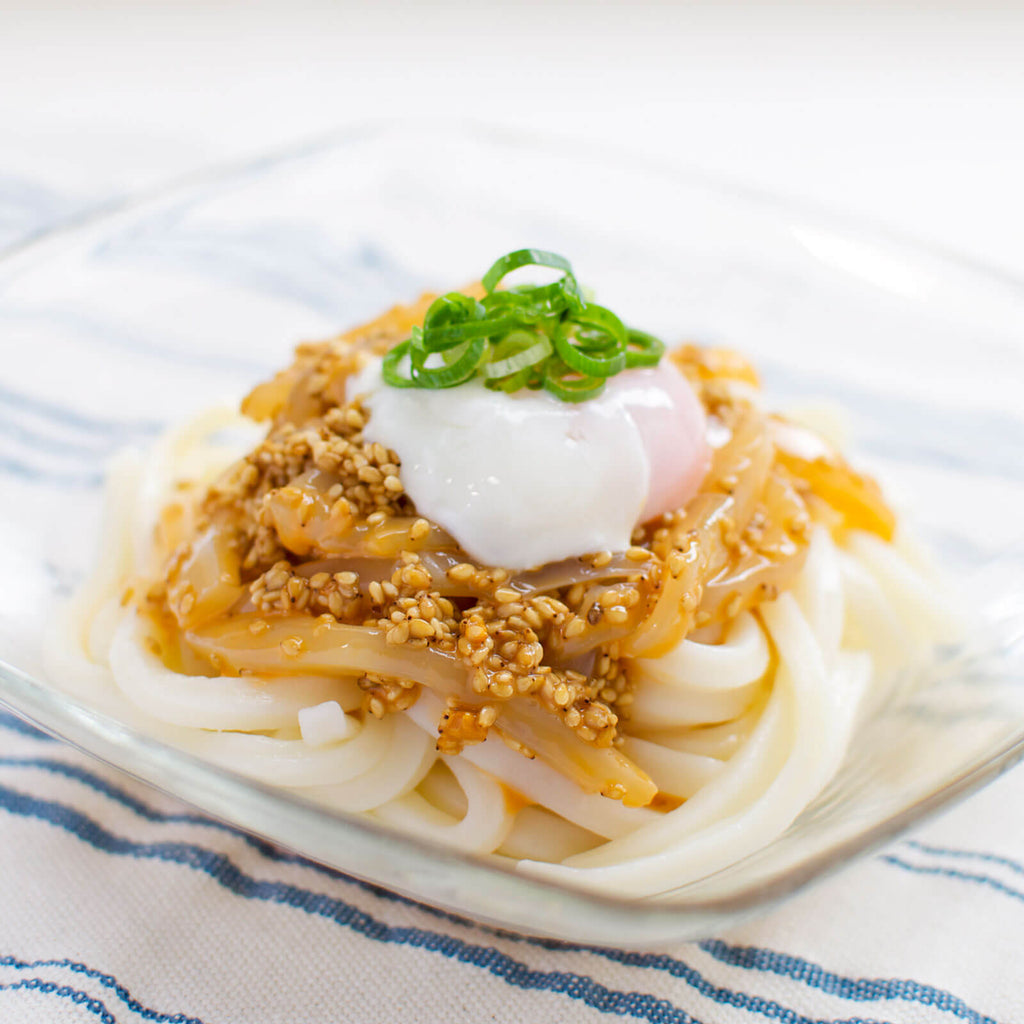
[482, 249, 574, 291]
[553, 327, 625, 378]
[381, 339, 416, 387]
[423, 292, 485, 329]
[485, 365, 533, 393]
[410, 335, 488, 388]
[482, 331, 553, 380]
[420, 315, 516, 351]
[482, 249, 584, 311]
[624, 328, 666, 368]
[542, 358, 607, 403]
[552, 304, 628, 378]
[571, 304, 628, 346]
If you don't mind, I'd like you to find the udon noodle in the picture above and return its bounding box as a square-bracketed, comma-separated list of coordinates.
[49, 284, 954, 897]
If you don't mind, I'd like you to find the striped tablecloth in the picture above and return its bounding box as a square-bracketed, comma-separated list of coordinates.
[2, 172, 1024, 1024]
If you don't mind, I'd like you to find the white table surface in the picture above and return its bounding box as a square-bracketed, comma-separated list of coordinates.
[2, 3, 1024, 1022]
[2, 0, 1024, 278]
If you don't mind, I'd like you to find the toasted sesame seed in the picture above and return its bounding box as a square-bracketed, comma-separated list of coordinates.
[408, 618, 434, 639]
[386, 620, 410, 645]
[564, 616, 586, 638]
[666, 551, 686, 576]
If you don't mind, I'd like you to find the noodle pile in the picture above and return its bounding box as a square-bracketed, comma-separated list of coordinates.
[49, 294, 954, 896]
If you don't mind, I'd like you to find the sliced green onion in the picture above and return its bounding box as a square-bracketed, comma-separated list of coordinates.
[485, 366, 534, 393]
[382, 339, 416, 387]
[572, 304, 628, 347]
[424, 292, 484, 329]
[501, 281, 576, 318]
[410, 335, 488, 388]
[419, 315, 515, 352]
[553, 325, 625, 378]
[552, 304, 628, 378]
[380, 250, 665, 401]
[483, 249, 573, 291]
[624, 328, 666, 368]
[482, 331, 552, 380]
[482, 249, 584, 312]
[482, 290, 566, 329]
[542, 358, 607, 403]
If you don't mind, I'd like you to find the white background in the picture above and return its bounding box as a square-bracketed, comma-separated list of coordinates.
[2, 0, 1024, 280]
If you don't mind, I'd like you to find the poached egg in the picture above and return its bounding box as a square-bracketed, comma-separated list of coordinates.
[351, 358, 710, 569]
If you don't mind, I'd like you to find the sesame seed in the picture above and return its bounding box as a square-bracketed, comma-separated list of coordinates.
[386, 620, 410, 645]
[408, 618, 434, 639]
[667, 551, 688, 576]
[564, 616, 586, 638]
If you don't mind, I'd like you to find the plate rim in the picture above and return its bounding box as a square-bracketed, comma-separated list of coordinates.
[2, 117, 1023, 944]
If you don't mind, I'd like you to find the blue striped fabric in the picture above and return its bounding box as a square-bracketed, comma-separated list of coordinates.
[0, 708, 1013, 1024]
